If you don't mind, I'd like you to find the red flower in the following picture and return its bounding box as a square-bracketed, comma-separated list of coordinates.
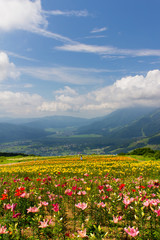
[36, 178, 41, 181]
[119, 184, 125, 190]
[72, 185, 77, 191]
[65, 232, 70, 237]
[65, 189, 73, 196]
[52, 203, 59, 212]
[106, 188, 113, 192]
[61, 183, 67, 188]
[67, 191, 73, 196]
[98, 185, 104, 190]
[131, 189, 136, 192]
[0, 194, 8, 200]
[15, 187, 25, 197]
[24, 177, 31, 181]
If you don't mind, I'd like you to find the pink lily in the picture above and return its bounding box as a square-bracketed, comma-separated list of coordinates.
[0, 225, 8, 234]
[12, 213, 21, 218]
[75, 202, 87, 210]
[39, 219, 49, 228]
[124, 226, 139, 237]
[77, 228, 87, 238]
[113, 216, 123, 223]
[27, 206, 39, 213]
[155, 208, 160, 216]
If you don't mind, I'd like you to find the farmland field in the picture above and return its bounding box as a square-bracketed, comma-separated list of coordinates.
[0, 155, 160, 239]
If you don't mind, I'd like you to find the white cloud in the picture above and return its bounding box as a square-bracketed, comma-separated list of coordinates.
[0, 0, 77, 44]
[55, 86, 77, 96]
[0, 91, 43, 117]
[89, 69, 160, 110]
[38, 70, 160, 117]
[6, 51, 37, 62]
[56, 43, 116, 54]
[32, 28, 73, 43]
[91, 27, 107, 33]
[20, 66, 107, 85]
[1, 0, 160, 60]
[38, 87, 85, 113]
[45, 9, 89, 17]
[1, 69, 160, 118]
[0, 52, 20, 81]
[38, 101, 72, 112]
[0, 0, 47, 31]
[56, 43, 160, 58]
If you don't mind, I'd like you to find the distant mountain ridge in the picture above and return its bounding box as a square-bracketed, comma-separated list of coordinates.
[22, 115, 98, 129]
[0, 123, 49, 143]
[76, 107, 155, 135]
[107, 107, 160, 139]
[0, 107, 160, 154]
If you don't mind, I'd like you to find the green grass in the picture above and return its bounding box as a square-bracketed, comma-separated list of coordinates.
[69, 134, 102, 138]
[0, 155, 38, 164]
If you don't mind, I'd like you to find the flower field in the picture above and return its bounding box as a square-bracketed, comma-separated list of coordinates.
[0, 155, 160, 239]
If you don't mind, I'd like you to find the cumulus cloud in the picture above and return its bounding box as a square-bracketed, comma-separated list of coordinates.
[0, 52, 20, 81]
[38, 87, 85, 113]
[0, 0, 84, 44]
[0, 91, 43, 117]
[0, 0, 47, 31]
[38, 70, 160, 117]
[1, 69, 160, 118]
[38, 101, 72, 112]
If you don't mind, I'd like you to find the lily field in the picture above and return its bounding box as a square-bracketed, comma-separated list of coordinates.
[0, 155, 160, 239]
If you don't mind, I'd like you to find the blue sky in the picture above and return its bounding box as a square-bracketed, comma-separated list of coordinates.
[0, 0, 160, 118]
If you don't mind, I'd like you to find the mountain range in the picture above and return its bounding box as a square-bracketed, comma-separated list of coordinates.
[0, 106, 160, 154]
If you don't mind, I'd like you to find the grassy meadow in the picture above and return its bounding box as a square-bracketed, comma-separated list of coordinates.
[0, 155, 159, 239]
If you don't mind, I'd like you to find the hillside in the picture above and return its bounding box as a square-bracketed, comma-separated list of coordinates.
[76, 107, 155, 135]
[21, 115, 98, 130]
[0, 123, 49, 143]
[107, 108, 160, 141]
[0, 107, 160, 155]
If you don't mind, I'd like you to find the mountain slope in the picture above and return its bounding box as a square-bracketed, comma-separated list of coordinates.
[0, 123, 49, 143]
[99, 108, 160, 153]
[0, 107, 160, 154]
[77, 107, 155, 135]
[22, 116, 98, 130]
[111, 108, 160, 139]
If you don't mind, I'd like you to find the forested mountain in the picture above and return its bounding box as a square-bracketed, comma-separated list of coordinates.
[0, 107, 160, 155]
[0, 123, 49, 143]
[107, 108, 160, 139]
[76, 107, 155, 135]
[22, 115, 97, 129]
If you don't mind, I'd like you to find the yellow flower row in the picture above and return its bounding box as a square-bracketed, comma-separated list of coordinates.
[0, 155, 159, 178]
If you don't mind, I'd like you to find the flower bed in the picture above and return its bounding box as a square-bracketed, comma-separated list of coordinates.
[0, 155, 159, 239]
